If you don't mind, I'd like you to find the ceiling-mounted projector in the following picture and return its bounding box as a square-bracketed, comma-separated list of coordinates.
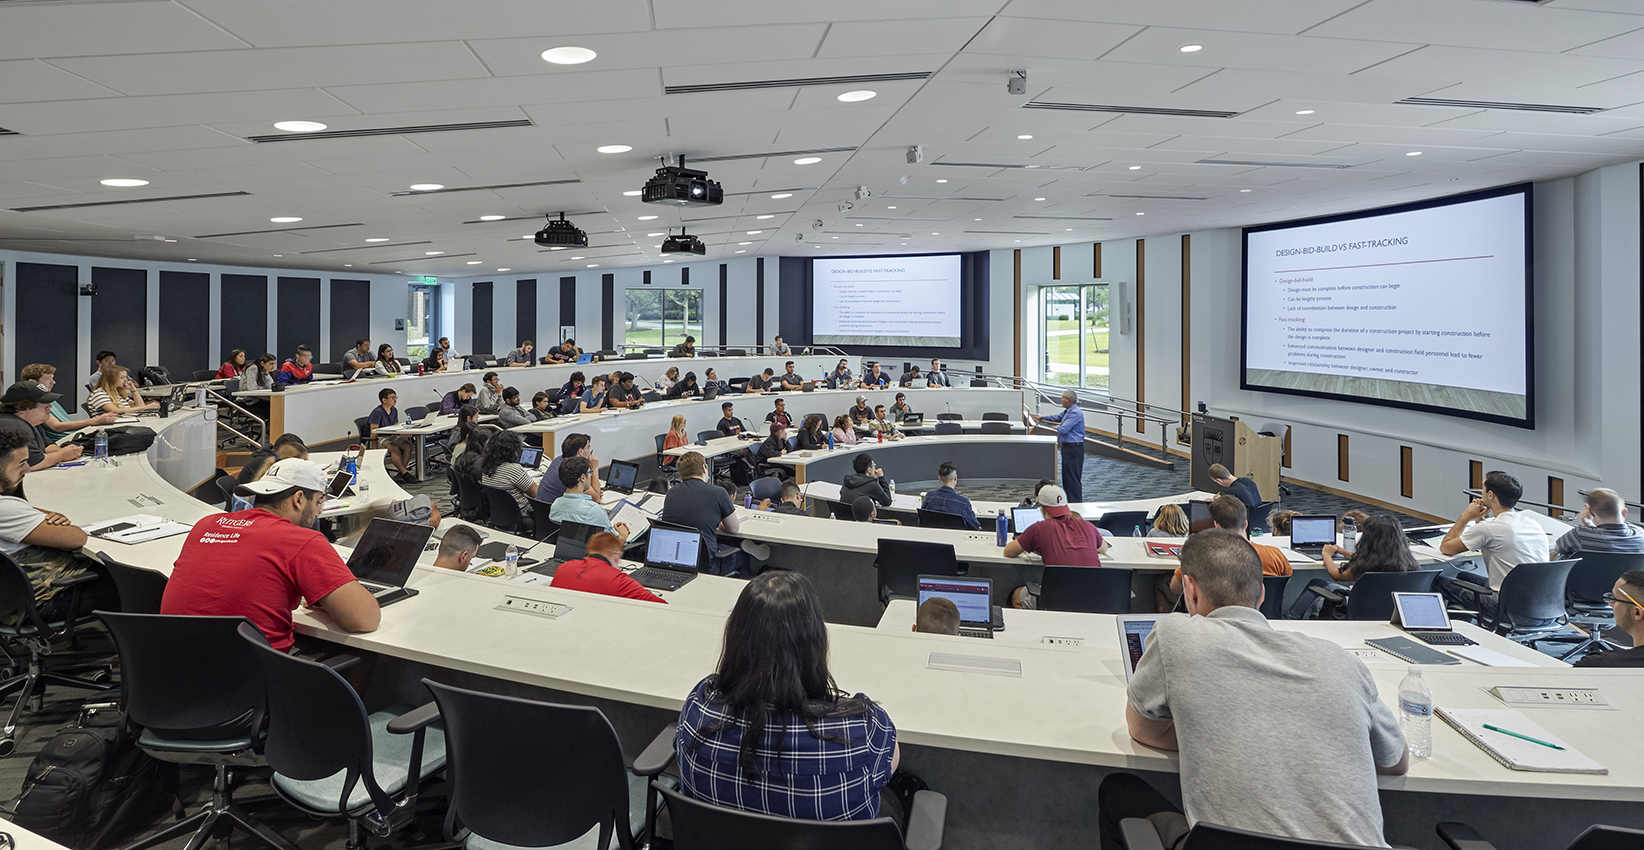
[534, 212, 587, 247]
[642, 155, 723, 208]
[661, 228, 705, 255]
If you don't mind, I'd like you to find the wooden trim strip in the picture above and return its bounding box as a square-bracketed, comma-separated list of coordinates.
[1469, 460, 1484, 490]
[1401, 446, 1414, 498]
[1093, 243, 1102, 278]
[1548, 476, 1564, 520]
[1337, 433, 1349, 482]
[1180, 234, 1191, 422]
[1052, 245, 1061, 280]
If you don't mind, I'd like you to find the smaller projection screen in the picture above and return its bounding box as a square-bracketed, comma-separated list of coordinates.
[812, 254, 963, 347]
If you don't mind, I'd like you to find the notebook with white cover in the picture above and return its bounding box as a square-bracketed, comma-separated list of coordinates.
[1435, 707, 1606, 774]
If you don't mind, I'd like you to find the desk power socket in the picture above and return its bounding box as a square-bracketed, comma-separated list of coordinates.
[497, 595, 573, 619]
[1041, 636, 1086, 647]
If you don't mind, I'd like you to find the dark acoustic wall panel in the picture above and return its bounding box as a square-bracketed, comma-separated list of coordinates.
[718, 264, 728, 347]
[600, 274, 615, 351]
[757, 258, 767, 345]
[221, 274, 268, 358]
[276, 277, 320, 361]
[558, 277, 576, 343]
[158, 271, 210, 378]
[328, 279, 370, 364]
[516, 280, 537, 349]
[15, 263, 78, 386]
[90, 267, 148, 371]
[777, 257, 806, 345]
[471, 282, 493, 356]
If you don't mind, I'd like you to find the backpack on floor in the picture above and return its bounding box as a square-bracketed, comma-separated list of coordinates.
[5, 689, 179, 849]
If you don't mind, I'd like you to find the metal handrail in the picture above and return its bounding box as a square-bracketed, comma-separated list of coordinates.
[974, 373, 1181, 461]
[615, 343, 852, 358]
[203, 386, 266, 449]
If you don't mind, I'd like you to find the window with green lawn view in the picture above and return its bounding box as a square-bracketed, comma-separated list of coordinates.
[1040, 283, 1109, 391]
[406, 284, 439, 361]
[625, 289, 703, 351]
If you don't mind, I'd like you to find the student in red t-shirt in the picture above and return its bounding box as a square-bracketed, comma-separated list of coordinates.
[162, 458, 381, 651]
[550, 531, 666, 604]
[1003, 484, 1110, 608]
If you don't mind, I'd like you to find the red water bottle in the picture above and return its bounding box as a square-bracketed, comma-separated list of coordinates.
[877, 429, 883, 444]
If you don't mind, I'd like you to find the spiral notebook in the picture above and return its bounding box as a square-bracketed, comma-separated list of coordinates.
[1435, 707, 1607, 774]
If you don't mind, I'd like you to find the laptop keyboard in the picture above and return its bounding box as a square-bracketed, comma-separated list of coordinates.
[1408, 630, 1477, 646]
[958, 627, 994, 640]
[629, 567, 696, 590]
[360, 582, 391, 595]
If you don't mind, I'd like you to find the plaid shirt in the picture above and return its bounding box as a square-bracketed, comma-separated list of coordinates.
[674, 676, 897, 821]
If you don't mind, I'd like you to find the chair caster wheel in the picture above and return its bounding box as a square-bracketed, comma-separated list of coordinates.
[0, 737, 17, 757]
[0, 667, 14, 680]
[92, 668, 112, 685]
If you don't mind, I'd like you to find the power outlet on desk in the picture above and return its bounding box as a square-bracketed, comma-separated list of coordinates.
[497, 595, 573, 619]
[1489, 686, 1611, 710]
[1041, 636, 1086, 647]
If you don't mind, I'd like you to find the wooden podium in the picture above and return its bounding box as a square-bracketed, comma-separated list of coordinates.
[1189, 414, 1282, 502]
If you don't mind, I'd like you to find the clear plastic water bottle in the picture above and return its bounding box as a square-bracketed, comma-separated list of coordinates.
[504, 544, 521, 577]
[1399, 666, 1433, 758]
[887, 479, 896, 499]
[1343, 516, 1358, 552]
[94, 429, 109, 466]
[996, 511, 1008, 547]
[1133, 524, 1143, 538]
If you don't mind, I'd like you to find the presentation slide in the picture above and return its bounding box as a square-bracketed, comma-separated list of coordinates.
[813, 255, 962, 347]
[1243, 186, 1532, 427]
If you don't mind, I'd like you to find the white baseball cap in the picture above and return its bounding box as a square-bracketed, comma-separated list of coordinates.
[1037, 484, 1072, 516]
[236, 458, 331, 497]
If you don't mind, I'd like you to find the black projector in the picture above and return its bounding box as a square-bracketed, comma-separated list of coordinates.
[661, 231, 706, 255]
[642, 156, 723, 208]
[534, 213, 587, 248]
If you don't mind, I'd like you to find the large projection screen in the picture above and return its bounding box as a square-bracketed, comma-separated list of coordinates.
[812, 254, 963, 347]
[1242, 184, 1533, 428]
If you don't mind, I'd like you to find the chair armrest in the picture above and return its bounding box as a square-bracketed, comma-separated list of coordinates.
[1308, 586, 1345, 604]
[1118, 817, 1168, 850]
[1446, 608, 1479, 623]
[1436, 822, 1497, 850]
[1450, 579, 1494, 596]
[385, 700, 441, 735]
[316, 651, 361, 671]
[903, 790, 947, 850]
[633, 723, 677, 776]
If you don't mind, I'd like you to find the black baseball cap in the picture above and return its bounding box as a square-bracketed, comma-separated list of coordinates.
[2, 382, 61, 404]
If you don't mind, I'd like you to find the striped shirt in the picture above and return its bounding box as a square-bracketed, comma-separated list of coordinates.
[674, 676, 896, 821]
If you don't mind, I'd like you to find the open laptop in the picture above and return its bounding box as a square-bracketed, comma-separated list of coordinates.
[902, 412, 925, 427]
[605, 459, 639, 495]
[576, 353, 594, 365]
[1185, 500, 1215, 534]
[916, 575, 1002, 639]
[627, 525, 702, 591]
[1011, 506, 1043, 537]
[1117, 615, 1166, 680]
[1288, 515, 1337, 557]
[702, 383, 719, 402]
[552, 520, 601, 562]
[346, 518, 435, 605]
[1391, 592, 1478, 646]
[518, 445, 543, 469]
[801, 381, 815, 392]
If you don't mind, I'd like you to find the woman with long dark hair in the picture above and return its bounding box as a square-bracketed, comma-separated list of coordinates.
[1287, 514, 1418, 619]
[674, 571, 902, 824]
[795, 413, 826, 450]
[478, 429, 538, 514]
[449, 404, 482, 464]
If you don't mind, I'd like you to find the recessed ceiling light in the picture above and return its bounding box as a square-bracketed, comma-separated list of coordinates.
[1295, 109, 1315, 115]
[832, 236, 839, 239]
[1240, 189, 1251, 192]
[900, 242, 908, 245]
[587, 264, 598, 267]
[1128, 166, 1141, 171]
[664, 259, 674, 263]
[756, 214, 774, 219]
[274, 120, 328, 133]
[855, 223, 863, 226]
[887, 206, 896, 209]
[521, 234, 532, 238]
[837, 90, 877, 102]
[273, 254, 283, 257]
[270, 216, 303, 223]
[100, 178, 149, 187]
[498, 268, 511, 272]
[936, 179, 947, 183]
[425, 251, 444, 255]
[1017, 134, 1034, 140]
[654, 244, 663, 248]
[771, 193, 793, 199]
[344, 264, 352, 267]
[467, 260, 482, 264]
[409, 183, 444, 191]
[164, 239, 176, 242]
[637, 215, 658, 220]
[542, 46, 597, 65]
[1180, 44, 1203, 53]
[187, 258, 197, 261]
[1406, 151, 1422, 156]
[746, 230, 763, 235]
[739, 241, 752, 246]
[622, 190, 642, 197]
[1015, 240, 1021, 243]
[570, 256, 584, 260]
[596, 144, 632, 154]
[793, 157, 822, 165]
[645, 232, 664, 237]
[1034, 197, 1046, 201]
[550, 246, 567, 251]
[975, 218, 982, 221]
[1066, 228, 1073, 231]
[479, 215, 506, 221]
[931, 232, 940, 235]
[1136, 212, 1146, 216]
[365, 237, 390, 242]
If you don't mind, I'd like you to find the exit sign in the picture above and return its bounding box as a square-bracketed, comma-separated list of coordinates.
[415, 276, 438, 283]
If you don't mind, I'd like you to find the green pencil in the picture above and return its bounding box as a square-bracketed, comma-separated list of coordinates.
[1483, 723, 1564, 750]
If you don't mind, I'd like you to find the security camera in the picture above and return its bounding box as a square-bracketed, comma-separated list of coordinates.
[1008, 69, 1027, 96]
[906, 145, 923, 164]
[854, 185, 872, 200]
[812, 219, 825, 230]
[836, 201, 854, 213]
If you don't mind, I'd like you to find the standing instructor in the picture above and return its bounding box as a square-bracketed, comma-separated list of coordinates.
[1033, 390, 1085, 503]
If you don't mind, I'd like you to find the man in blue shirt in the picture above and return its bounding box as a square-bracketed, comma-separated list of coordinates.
[1209, 463, 1261, 511]
[548, 456, 631, 543]
[921, 462, 980, 530]
[1034, 390, 1086, 503]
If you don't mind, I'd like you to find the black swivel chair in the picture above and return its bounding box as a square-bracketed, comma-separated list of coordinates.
[1453, 560, 1579, 644]
[750, 476, 783, 503]
[935, 413, 962, 422]
[455, 475, 490, 523]
[915, 508, 972, 530]
[1249, 501, 1277, 534]
[624, 352, 649, 361]
[217, 474, 241, 508]
[875, 540, 960, 605]
[404, 405, 427, 422]
[0, 554, 110, 755]
[483, 486, 528, 535]
[1096, 511, 1151, 537]
[424, 679, 675, 850]
[192, 369, 217, 382]
[724, 349, 747, 357]
[933, 422, 962, 436]
[981, 412, 1009, 421]
[97, 553, 167, 614]
[529, 502, 560, 544]
[654, 434, 669, 471]
[1121, 819, 1382, 849]
[979, 422, 1012, 435]
[1259, 575, 1290, 619]
[1555, 551, 1644, 658]
[97, 613, 294, 850]
[353, 416, 374, 447]
[969, 379, 989, 388]
[659, 782, 947, 850]
[237, 623, 445, 850]
[1037, 566, 1133, 614]
[1309, 569, 1439, 621]
[1438, 822, 1644, 850]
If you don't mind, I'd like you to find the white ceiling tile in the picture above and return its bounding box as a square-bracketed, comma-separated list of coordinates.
[1172, 69, 1451, 105]
[0, 60, 124, 105]
[660, 55, 952, 89]
[1099, 28, 1420, 75]
[964, 17, 1140, 60]
[181, 0, 653, 46]
[1236, 100, 1482, 127]
[1364, 45, 1644, 89]
[939, 55, 1213, 94]
[1000, 0, 1360, 34]
[468, 25, 828, 77]
[1425, 108, 1644, 135]
[1546, 0, 1644, 12]
[818, 18, 990, 58]
[652, 1, 1005, 28]
[115, 136, 425, 172]
[325, 69, 660, 115]
[0, 126, 246, 163]
[1143, 136, 1362, 157]
[48, 43, 491, 97]
[1277, 123, 1505, 147]
[0, 2, 249, 59]
[0, 89, 358, 137]
[1306, 0, 1641, 53]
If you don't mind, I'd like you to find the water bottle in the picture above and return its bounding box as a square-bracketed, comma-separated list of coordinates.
[744, 492, 753, 509]
[1343, 516, 1358, 552]
[344, 454, 358, 484]
[94, 429, 109, 466]
[1399, 666, 1433, 758]
[504, 544, 521, 577]
[996, 511, 1008, 547]
[195, 384, 207, 408]
[827, 432, 835, 451]
[1133, 524, 1143, 538]
[888, 479, 896, 499]
[877, 429, 883, 443]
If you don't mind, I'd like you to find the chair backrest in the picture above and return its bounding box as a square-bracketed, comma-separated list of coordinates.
[876, 538, 958, 600]
[1259, 574, 1289, 619]
[483, 486, 526, 534]
[467, 355, 489, 370]
[724, 349, 747, 356]
[750, 476, 783, 502]
[658, 782, 905, 850]
[216, 474, 240, 508]
[979, 422, 1012, 435]
[97, 554, 168, 615]
[696, 430, 721, 444]
[830, 501, 855, 521]
[1096, 511, 1150, 535]
[192, 369, 217, 382]
[0, 553, 53, 633]
[1182, 821, 1380, 849]
[643, 348, 664, 356]
[314, 362, 344, 375]
[424, 679, 631, 849]
[559, 396, 579, 415]
[455, 475, 489, 521]
[934, 422, 961, 435]
[1249, 501, 1277, 534]
[936, 413, 962, 421]
[917, 508, 970, 530]
[981, 412, 1009, 421]
[1038, 566, 1133, 613]
[786, 436, 798, 451]
[1343, 570, 1440, 620]
[1497, 560, 1580, 627]
[237, 622, 393, 816]
[1564, 551, 1644, 605]
[529, 501, 560, 543]
[99, 613, 265, 738]
[353, 416, 372, 442]
[1567, 824, 1644, 850]
[655, 433, 667, 462]
[405, 405, 427, 422]
[969, 379, 989, 388]
[625, 352, 649, 360]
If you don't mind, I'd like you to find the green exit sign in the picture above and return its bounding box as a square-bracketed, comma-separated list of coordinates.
[415, 276, 438, 283]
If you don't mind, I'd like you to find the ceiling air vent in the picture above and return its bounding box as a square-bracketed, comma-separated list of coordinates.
[10, 191, 251, 213]
[300, 242, 432, 255]
[0, 127, 17, 137]
[1024, 102, 1239, 119]
[1396, 97, 1602, 115]
[248, 119, 533, 143]
[1086, 193, 1211, 201]
[195, 222, 364, 239]
[1013, 215, 1114, 221]
[387, 178, 580, 197]
[931, 161, 1094, 172]
[689, 147, 856, 163]
[666, 72, 929, 95]
[1197, 158, 1352, 170]
[369, 253, 478, 265]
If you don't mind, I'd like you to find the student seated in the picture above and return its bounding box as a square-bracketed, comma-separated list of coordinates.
[1099, 529, 1406, 850]
[476, 371, 504, 413]
[496, 387, 532, 428]
[754, 427, 788, 478]
[366, 387, 413, 479]
[716, 402, 743, 437]
[0, 382, 86, 471]
[432, 524, 484, 571]
[1150, 504, 1189, 538]
[1003, 484, 1108, 608]
[771, 335, 792, 356]
[88, 350, 117, 389]
[550, 531, 664, 603]
[669, 335, 696, 358]
[765, 399, 792, 431]
[421, 348, 450, 373]
[608, 372, 644, 408]
[237, 433, 309, 485]
[547, 455, 629, 540]
[0, 431, 119, 619]
[657, 367, 679, 392]
[889, 393, 912, 422]
[1287, 515, 1418, 619]
[1575, 569, 1644, 668]
[898, 365, 921, 387]
[859, 362, 889, 388]
[536, 433, 602, 506]
[1207, 462, 1261, 511]
[86, 366, 160, 415]
[375, 344, 402, 374]
[826, 359, 855, 389]
[579, 375, 609, 413]
[276, 345, 315, 387]
[919, 462, 977, 529]
[866, 405, 903, 440]
[528, 391, 554, 421]
[778, 361, 805, 390]
[547, 338, 581, 363]
[659, 452, 744, 577]
[847, 396, 874, 425]
[1434, 470, 1550, 624]
[746, 368, 775, 393]
[674, 570, 903, 825]
[216, 349, 247, 379]
[19, 364, 118, 441]
[841, 453, 891, 507]
[851, 496, 879, 523]
[795, 414, 826, 451]
[830, 415, 858, 446]
[1158, 495, 1291, 611]
[914, 597, 960, 635]
[1553, 487, 1644, 559]
[758, 481, 809, 516]
[504, 340, 534, 367]
[666, 371, 700, 399]
[477, 431, 538, 526]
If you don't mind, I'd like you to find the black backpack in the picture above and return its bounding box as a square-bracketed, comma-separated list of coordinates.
[69, 427, 157, 457]
[7, 690, 178, 849]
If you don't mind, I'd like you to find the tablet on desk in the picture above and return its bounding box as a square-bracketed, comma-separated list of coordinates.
[1117, 615, 1165, 680]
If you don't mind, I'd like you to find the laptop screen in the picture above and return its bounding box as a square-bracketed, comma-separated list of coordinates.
[607, 460, 639, 491]
[917, 576, 992, 626]
[646, 527, 701, 571]
[553, 521, 600, 560]
[518, 446, 542, 468]
[1118, 616, 1163, 681]
[327, 470, 353, 498]
[1012, 506, 1043, 535]
[1186, 501, 1214, 533]
[903, 412, 922, 423]
[347, 519, 434, 586]
[1290, 516, 1337, 547]
[1394, 592, 1452, 630]
[576, 353, 594, 364]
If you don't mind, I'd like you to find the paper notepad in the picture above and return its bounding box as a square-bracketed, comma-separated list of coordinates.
[1435, 708, 1607, 774]
[85, 514, 192, 545]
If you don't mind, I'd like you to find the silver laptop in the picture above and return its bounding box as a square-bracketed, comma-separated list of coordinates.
[1288, 515, 1337, 557]
[917, 575, 999, 639]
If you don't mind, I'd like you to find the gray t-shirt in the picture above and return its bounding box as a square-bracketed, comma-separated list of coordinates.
[0, 495, 45, 555]
[1128, 606, 1403, 847]
[0, 414, 47, 466]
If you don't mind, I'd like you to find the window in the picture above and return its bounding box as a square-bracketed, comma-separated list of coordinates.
[625, 289, 702, 351]
[1040, 283, 1109, 391]
[407, 284, 439, 361]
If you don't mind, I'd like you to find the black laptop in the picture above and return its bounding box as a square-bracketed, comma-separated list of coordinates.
[347, 518, 435, 606]
[518, 445, 543, 469]
[605, 460, 640, 495]
[628, 524, 702, 591]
